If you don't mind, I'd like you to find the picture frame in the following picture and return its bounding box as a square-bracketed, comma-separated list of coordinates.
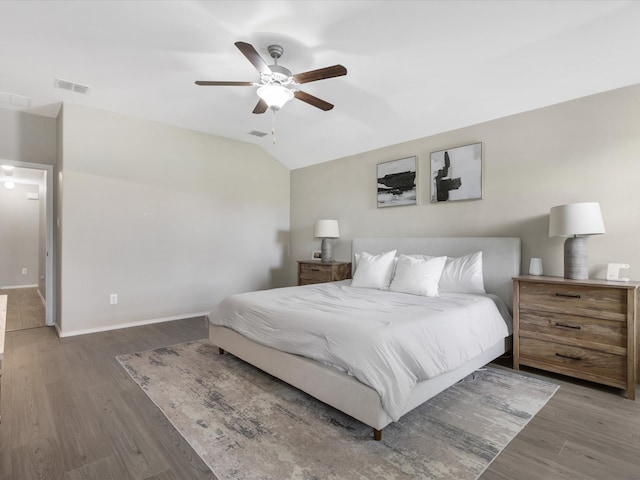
[377, 156, 417, 208]
[430, 142, 482, 203]
[311, 250, 322, 260]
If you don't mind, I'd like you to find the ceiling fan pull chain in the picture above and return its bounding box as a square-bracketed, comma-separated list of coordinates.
[271, 109, 277, 144]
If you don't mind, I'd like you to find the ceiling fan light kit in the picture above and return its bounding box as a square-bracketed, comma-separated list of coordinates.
[257, 84, 294, 111]
[195, 41, 347, 118]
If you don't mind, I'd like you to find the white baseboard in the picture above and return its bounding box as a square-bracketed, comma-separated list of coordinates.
[0, 284, 38, 290]
[57, 312, 210, 338]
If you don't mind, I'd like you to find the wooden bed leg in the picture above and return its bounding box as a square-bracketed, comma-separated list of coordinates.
[218, 347, 225, 355]
[373, 429, 382, 441]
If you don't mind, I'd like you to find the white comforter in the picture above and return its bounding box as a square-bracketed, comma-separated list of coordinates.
[208, 281, 511, 421]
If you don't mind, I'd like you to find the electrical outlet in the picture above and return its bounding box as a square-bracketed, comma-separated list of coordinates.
[110, 294, 118, 305]
[22, 268, 28, 275]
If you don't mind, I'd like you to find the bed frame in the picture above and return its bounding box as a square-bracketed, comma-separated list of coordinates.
[208, 237, 521, 440]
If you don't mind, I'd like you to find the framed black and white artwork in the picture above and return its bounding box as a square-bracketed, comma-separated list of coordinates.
[430, 142, 482, 203]
[377, 156, 417, 208]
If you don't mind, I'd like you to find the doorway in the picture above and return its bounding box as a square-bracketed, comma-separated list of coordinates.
[0, 161, 54, 329]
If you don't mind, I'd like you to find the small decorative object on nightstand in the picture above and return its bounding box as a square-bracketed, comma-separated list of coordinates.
[513, 275, 639, 400]
[298, 260, 351, 286]
[529, 258, 543, 275]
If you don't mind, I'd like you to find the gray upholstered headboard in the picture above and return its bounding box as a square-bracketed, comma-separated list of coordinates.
[352, 237, 521, 310]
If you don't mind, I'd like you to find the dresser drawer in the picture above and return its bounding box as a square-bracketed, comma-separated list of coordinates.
[520, 336, 626, 386]
[299, 263, 333, 282]
[519, 282, 626, 318]
[519, 309, 626, 349]
[298, 261, 352, 286]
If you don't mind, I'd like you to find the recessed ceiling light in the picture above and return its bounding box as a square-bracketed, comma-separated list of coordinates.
[4, 180, 15, 190]
[1, 165, 15, 171]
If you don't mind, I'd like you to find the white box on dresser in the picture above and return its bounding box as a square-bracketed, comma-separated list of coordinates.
[513, 275, 639, 400]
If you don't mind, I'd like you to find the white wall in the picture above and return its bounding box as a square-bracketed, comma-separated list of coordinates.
[291, 84, 640, 282]
[0, 183, 40, 287]
[59, 103, 290, 336]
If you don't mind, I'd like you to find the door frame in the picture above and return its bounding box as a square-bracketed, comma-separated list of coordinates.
[2, 160, 55, 326]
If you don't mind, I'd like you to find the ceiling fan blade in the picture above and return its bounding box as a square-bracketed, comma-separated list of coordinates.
[195, 81, 254, 86]
[293, 65, 347, 84]
[294, 90, 334, 111]
[252, 99, 268, 114]
[235, 41, 272, 75]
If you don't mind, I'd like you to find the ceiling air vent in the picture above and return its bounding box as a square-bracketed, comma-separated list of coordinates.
[249, 130, 268, 138]
[54, 77, 91, 95]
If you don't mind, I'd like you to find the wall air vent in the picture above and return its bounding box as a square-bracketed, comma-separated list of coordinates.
[0, 91, 32, 107]
[249, 130, 268, 138]
[54, 77, 91, 95]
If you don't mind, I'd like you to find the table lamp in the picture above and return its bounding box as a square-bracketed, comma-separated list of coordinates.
[549, 202, 605, 280]
[314, 219, 340, 263]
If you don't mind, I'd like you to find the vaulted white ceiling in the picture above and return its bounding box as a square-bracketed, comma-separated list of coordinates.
[1, 1, 639, 170]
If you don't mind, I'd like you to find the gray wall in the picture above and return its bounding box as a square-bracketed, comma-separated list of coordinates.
[290, 84, 640, 282]
[0, 109, 57, 166]
[58, 103, 290, 336]
[0, 183, 40, 287]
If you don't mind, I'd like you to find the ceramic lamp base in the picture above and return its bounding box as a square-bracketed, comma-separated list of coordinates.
[564, 236, 588, 280]
[320, 238, 333, 263]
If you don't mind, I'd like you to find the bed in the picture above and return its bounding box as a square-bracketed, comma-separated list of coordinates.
[207, 237, 521, 440]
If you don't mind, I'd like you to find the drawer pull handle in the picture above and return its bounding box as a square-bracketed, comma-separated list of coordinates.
[555, 293, 581, 299]
[555, 352, 582, 361]
[554, 323, 582, 330]
[311, 268, 320, 272]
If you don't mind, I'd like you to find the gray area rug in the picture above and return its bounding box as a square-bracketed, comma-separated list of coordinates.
[117, 340, 558, 480]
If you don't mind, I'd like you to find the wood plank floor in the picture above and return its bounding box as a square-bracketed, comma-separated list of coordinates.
[1, 319, 639, 480]
[484, 359, 640, 480]
[0, 288, 46, 332]
[0, 318, 215, 480]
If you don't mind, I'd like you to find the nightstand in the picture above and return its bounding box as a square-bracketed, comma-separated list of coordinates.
[513, 275, 639, 400]
[297, 261, 352, 286]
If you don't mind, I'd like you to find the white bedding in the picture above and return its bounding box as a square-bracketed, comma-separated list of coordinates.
[208, 280, 511, 421]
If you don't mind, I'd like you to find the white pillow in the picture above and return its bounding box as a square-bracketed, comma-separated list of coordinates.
[389, 255, 447, 297]
[351, 250, 397, 290]
[438, 251, 486, 294]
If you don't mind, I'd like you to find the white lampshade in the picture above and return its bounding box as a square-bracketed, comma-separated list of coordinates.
[549, 202, 605, 237]
[257, 85, 294, 110]
[314, 219, 340, 238]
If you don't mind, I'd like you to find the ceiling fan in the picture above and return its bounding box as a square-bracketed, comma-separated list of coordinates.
[195, 42, 347, 114]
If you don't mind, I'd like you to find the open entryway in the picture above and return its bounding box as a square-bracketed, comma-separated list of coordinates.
[0, 161, 54, 330]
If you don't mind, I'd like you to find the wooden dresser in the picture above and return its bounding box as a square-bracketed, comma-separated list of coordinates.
[513, 275, 639, 400]
[297, 261, 352, 286]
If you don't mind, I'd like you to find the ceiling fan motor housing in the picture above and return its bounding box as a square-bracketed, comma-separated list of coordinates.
[267, 64, 293, 84]
[267, 44, 284, 59]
